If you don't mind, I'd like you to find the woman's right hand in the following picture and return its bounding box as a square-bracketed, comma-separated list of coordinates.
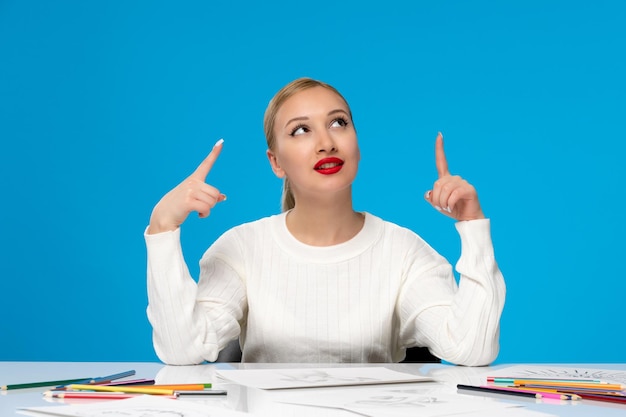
[147, 139, 227, 234]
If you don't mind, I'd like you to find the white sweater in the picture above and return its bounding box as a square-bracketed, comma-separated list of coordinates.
[145, 212, 505, 366]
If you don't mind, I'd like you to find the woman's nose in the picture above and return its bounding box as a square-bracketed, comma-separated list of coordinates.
[316, 131, 337, 153]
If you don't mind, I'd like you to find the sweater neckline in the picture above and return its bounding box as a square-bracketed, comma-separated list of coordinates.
[270, 211, 383, 263]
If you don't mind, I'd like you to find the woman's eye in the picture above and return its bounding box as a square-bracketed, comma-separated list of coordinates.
[330, 118, 348, 128]
[290, 125, 308, 136]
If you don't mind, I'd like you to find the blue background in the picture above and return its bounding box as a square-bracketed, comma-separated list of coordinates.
[1, 1, 624, 363]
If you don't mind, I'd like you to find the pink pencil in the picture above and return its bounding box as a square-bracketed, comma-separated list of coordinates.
[44, 391, 178, 400]
[481, 385, 578, 400]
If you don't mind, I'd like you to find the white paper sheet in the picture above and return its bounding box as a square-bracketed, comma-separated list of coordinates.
[216, 366, 432, 390]
[481, 365, 626, 385]
[272, 383, 546, 417]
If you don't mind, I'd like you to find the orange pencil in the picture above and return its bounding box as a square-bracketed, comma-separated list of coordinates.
[517, 381, 625, 391]
[67, 384, 174, 395]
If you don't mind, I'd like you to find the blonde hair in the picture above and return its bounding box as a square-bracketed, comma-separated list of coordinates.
[263, 77, 353, 212]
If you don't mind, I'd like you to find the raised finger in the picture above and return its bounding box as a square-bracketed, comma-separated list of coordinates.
[191, 138, 224, 181]
[435, 132, 450, 178]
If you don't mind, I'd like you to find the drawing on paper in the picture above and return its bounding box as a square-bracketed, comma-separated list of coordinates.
[350, 394, 439, 408]
[346, 387, 444, 409]
[277, 369, 378, 385]
[493, 365, 626, 385]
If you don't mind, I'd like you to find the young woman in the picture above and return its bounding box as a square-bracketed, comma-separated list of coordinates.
[145, 78, 505, 365]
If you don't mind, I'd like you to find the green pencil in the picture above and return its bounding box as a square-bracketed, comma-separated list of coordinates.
[1, 377, 92, 391]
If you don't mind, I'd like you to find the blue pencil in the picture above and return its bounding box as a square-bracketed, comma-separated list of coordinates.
[55, 370, 136, 389]
[91, 370, 136, 384]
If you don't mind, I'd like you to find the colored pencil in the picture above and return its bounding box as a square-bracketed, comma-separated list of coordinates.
[120, 384, 212, 391]
[576, 392, 626, 404]
[67, 384, 174, 395]
[44, 391, 178, 400]
[489, 385, 582, 399]
[551, 388, 625, 397]
[101, 379, 155, 386]
[2, 377, 92, 391]
[54, 370, 137, 389]
[515, 385, 624, 394]
[89, 370, 136, 384]
[490, 385, 561, 393]
[481, 385, 578, 400]
[518, 382, 625, 390]
[457, 384, 542, 399]
[502, 379, 624, 389]
[488, 377, 604, 383]
[175, 390, 228, 396]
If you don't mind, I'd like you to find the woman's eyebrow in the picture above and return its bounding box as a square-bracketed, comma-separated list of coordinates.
[328, 109, 348, 116]
[284, 109, 349, 128]
[284, 116, 308, 128]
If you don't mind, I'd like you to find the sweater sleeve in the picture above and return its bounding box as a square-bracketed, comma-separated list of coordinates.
[145, 227, 246, 365]
[397, 219, 505, 366]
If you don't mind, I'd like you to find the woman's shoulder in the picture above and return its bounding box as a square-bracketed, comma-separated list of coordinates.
[202, 213, 284, 259]
[212, 212, 285, 245]
[366, 212, 419, 236]
[229, 212, 285, 233]
[365, 212, 430, 248]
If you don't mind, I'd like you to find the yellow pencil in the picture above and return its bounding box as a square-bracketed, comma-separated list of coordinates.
[514, 381, 624, 390]
[122, 384, 212, 391]
[67, 384, 174, 395]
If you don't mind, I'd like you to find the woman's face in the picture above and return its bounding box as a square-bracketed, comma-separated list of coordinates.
[267, 86, 360, 201]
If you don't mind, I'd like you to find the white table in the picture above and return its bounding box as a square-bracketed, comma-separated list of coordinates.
[1, 362, 625, 416]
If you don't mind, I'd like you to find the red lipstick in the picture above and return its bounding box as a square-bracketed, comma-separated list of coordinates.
[314, 157, 344, 175]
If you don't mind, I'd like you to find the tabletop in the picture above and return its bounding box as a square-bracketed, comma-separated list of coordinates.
[2, 362, 625, 416]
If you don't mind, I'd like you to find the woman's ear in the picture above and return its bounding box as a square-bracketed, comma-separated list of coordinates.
[266, 149, 286, 178]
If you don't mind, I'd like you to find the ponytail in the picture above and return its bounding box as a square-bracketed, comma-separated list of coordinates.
[281, 178, 295, 212]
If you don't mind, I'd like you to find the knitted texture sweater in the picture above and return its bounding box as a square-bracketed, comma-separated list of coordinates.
[146, 212, 505, 365]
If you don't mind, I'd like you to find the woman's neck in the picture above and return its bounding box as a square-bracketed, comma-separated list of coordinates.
[285, 195, 364, 247]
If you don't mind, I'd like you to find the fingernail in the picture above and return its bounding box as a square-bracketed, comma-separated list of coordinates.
[434, 206, 442, 211]
[425, 190, 432, 200]
[219, 194, 227, 202]
[214, 138, 224, 147]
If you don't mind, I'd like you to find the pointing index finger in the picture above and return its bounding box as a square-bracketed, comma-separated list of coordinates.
[192, 138, 224, 180]
[435, 132, 450, 178]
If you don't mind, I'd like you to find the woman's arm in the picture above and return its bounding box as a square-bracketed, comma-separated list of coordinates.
[401, 133, 505, 365]
[145, 228, 246, 365]
[398, 219, 505, 366]
[145, 140, 233, 364]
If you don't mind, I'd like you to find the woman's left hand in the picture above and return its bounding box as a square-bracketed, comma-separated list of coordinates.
[424, 133, 485, 221]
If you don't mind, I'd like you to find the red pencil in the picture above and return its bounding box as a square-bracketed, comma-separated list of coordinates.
[577, 392, 626, 404]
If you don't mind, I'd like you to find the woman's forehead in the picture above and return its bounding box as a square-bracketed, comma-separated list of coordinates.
[276, 87, 348, 121]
